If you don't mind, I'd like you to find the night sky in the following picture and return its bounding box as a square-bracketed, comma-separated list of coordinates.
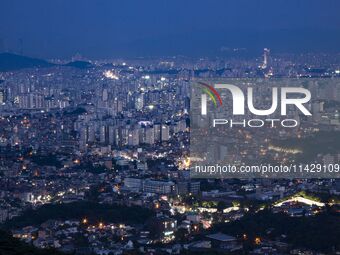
[0, 0, 339, 59]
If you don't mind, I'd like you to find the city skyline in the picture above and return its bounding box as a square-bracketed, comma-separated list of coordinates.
[0, 1, 339, 255]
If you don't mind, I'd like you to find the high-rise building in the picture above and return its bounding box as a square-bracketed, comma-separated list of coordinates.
[102, 88, 108, 102]
[135, 93, 144, 110]
[154, 124, 161, 142]
[100, 125, 109, 144]
[261, 48, 270, 69]
[161, 124, 170, 141]
[0, 89, 5, 104]
[145, 127, 155, 145]
[128, 128, 139, 146]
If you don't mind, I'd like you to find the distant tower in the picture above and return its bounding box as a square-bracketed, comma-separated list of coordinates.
[72, 53, 83, 61]
[261, 48, 270, 69]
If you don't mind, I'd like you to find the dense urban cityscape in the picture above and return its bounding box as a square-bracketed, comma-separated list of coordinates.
[0, 49, 339, 255]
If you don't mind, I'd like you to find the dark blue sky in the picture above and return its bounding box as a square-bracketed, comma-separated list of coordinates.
[0, 0, 339, 59]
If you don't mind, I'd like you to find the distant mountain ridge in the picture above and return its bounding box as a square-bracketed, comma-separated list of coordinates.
[64, 60, 93, 69]
[0, 53, 93, 71]
[0, 53, 54, 71]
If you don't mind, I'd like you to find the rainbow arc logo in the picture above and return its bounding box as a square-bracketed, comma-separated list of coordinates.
[197, 82, 222, 108]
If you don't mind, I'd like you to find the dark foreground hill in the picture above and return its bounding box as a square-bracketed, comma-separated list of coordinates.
[0, 229, 64, 255]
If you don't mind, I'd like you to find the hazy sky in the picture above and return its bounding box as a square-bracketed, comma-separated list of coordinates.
[0, 0, 339, 59]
